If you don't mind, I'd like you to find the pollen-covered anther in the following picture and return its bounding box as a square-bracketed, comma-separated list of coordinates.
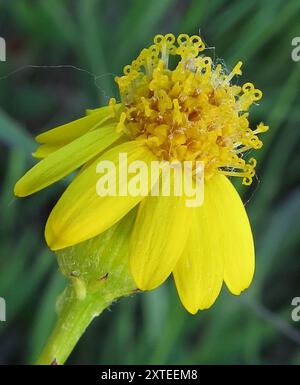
[114, 33, 268, 185]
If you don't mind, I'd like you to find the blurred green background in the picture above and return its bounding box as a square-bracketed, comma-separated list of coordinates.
[0, 0, 300, 365]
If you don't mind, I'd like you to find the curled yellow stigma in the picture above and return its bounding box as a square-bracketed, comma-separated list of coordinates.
[113, 33, 268, 185]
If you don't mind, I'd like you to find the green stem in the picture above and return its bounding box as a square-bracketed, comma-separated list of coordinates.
[36, 287, 112, 365]
[36, 211, 137, 364]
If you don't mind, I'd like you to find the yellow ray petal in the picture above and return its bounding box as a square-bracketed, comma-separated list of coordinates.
[14, 124, 122, 197]
[86, 106, 108, 115]
[33, 124, 127, 160]
[129, 177, 192, 291]
[174, 174, 254, 313]
[32, 143, 62, 159]
[173, 207, 223, 314]
[217, 176, 255, 295]
[76, 137, 128, 177]
[45, 141, 157, 250]
[35, 104, 120, 145]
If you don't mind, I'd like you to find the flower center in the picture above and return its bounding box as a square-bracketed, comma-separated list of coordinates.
[113, 33, 268, 185]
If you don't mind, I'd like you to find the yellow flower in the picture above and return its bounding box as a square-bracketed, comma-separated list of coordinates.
[14, 34, 268, 314]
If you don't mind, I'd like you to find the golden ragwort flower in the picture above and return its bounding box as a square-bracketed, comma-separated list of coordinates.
[14, 34, 268, 314]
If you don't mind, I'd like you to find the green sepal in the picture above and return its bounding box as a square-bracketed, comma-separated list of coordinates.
[56, 208, 137, 301]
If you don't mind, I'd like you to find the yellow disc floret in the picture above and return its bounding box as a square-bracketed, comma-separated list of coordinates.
[113, 33, 268, 185]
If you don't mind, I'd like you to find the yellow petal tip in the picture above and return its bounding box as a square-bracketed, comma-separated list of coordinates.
[14, 180, 26, 197]
[45, 225, 68, 251]
[184, 305, 198, 315]
[31, 151, 41, 159]
[131, 275, 157, 292]
[45, 232, 67, 251]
